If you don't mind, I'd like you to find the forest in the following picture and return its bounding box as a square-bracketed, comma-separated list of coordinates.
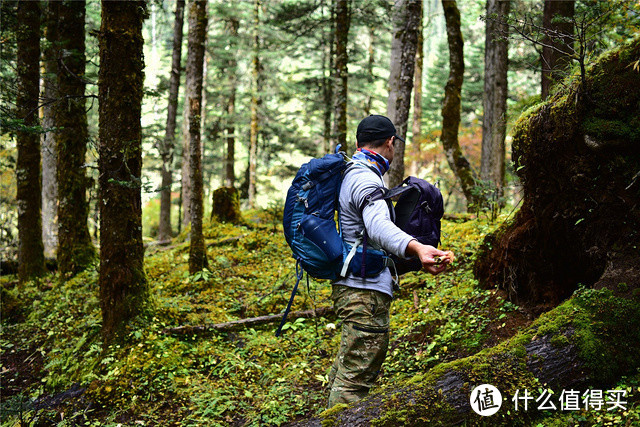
[1, 0, 639, 425]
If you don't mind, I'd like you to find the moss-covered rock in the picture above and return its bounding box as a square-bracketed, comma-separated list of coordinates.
[474, 37, 640, 305]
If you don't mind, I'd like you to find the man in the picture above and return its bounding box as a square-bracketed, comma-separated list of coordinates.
[327, 115, 451, 408]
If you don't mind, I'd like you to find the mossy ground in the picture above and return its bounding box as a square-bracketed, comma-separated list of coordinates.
[1, 211, 639, 426]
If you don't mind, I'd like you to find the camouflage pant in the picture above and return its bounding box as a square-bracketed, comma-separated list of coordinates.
[327, 285, 391, 408]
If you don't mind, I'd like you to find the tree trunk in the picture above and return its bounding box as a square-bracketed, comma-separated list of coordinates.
[333, 0, 350, 152]
[440, 0, 478, 212]
[186, 0, 208, 274]
[364, 26, 375, 117]
[386, 0, 421, 188]
[210, 187, 242, 224]
[157, 0, 185, 243]
[409, 4, 424, 178]
[98, 0, 149, 344]
[56, 0, 95, 275]
[248, 0, 261, 208]
[181, 101, 191, 228]
[16, 0, 45, 282]
[322, 0, 335, 154]
[224, 18, 239, 188]
[541, 0, 575, 100]
[480, 0, 510, 208]
[41, 0, 59, 259]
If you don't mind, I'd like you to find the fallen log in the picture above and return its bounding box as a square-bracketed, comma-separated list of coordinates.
[206, 234, 247, 247]
[164, 306, 334, 335]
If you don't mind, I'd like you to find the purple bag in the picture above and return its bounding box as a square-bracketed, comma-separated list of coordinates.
[391, 176, 444, 275]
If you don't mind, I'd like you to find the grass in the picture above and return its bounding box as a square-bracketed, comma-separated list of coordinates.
[1, 211, 638, 426]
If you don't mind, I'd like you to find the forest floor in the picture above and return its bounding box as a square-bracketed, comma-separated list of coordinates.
[1, 210, 639, 426]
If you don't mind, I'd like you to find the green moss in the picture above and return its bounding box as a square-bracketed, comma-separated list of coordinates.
[583, 117, 640, 142]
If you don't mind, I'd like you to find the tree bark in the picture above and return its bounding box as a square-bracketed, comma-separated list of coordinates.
[98, 0, 149, 344]
[322, 0, 335, 154]
[409, 4, 424, 178]
[55, 0, 95, 275]
[386, 0, 421, 188]
[16, 0, 45, 282]
[157, 0, 185, 243]
[480, 0, 510, 207]
[186, 0, 208, 274]
[41, 0, 60, 259]
[224, 18, 239, 188]
[333, 0, 350, 152]
[210, 187, 242, 224]
[441, 0, 478, 212]
[364, 26, 375, 117]
[541, 0, 575, 100]
[248, 0, 261, 208]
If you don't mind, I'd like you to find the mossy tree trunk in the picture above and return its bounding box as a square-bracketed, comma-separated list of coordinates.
[480, 0, 510, 207]
[98, 0, 149, 344]
[364, 26, 375, 117]
[16, 0, 45, 283]
[41, 0, 60, 259]
[440, 0, 479, 212]
[248, 0, 261, 208]
[157, 0, 185, 243]
[322, 0, 335, 154]
[224, 17, 239, 188]
[210, 187, 242, 224]
[386, 0, 421, 189]
[332, 0, 350, 152]
[186, 0, 208, 274]
[409, 6, 424, 177]
[55, 0, 95, 275]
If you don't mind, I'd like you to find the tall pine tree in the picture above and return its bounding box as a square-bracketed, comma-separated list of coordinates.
[186, 0, 208, 273]
[98, 0, 149, 343]
[16, 0, 45, 282]
[56, 0, 95, 275]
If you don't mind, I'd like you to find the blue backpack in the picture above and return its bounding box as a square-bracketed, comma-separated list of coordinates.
[277, 152, 443, 335]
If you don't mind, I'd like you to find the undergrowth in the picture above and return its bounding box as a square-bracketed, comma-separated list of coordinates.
[1, 212, 638, 425]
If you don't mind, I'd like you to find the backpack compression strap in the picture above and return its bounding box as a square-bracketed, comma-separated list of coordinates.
[275, 260, 306, 337]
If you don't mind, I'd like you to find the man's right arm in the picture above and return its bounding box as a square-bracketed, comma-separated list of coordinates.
[405, 239, 450, 275]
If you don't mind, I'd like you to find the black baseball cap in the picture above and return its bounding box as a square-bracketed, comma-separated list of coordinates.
[356, 115, 405, 144]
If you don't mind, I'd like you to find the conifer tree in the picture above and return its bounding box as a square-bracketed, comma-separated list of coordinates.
[248, 0, 261, 208]
[224, 17, 239, 188]
[158, 0, 185, 243]
[41, 0, 59, 259]
[441, 0, 479, 211]
[16, 0, 45, 282]
[480, 0, 510, 208]
[333, 0, 350, 151]
[98, 0, 149, 343]
[387, 0, 422, 188]
[55, 0, 95, 275]
[186, 0, 208, 273]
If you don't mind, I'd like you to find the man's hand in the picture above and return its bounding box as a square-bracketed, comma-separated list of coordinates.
[405, 240, 452, 275]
